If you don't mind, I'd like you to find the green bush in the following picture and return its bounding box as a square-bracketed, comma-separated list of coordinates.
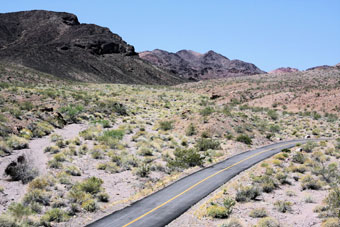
[186, 123, 196, 136]
[23, 189, 50, 206]
[249, 207, 268, 218]
[207, 198, 235, 219]
[200, 106, 215, 116]
[5, 157, 38, 183]
[168, 148, 204, 169]
[8, 202, 31, 220]
[78, 177, 103, 194]
[196, 138, 220, 151]
[6, 135, 28, 150]
[252, 175, 278, 193]
[134, 164, 150, 177]
[301, 175, 322, 190]
[256, 217, 280, 227]
[321, 218, 340, 227]
[41, 208, 68, 223]
[236, 185, 262, 202]
[274, 200, 292, 213]
[65, 166, 81, 176]
[236, 134, 252, 145]
[292, 152, 306, 164]
[31, 122, 54, 138]
[159, 121, 174, 131]
[81, 199, 97, 212]
[97, 192, 109, 202]
[220, 218, 243, 227]
[0, 214, 18, 227]
[267, 110, 278, 120]
[0, 141, 12, 156]
[60, 104, 84, 123]
[303, 142, 316, 153]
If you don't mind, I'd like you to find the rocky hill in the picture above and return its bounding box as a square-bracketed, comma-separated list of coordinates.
[269, 67, 299, 74]
[0, 10, 185, 85]
[139, 49, 265, 80]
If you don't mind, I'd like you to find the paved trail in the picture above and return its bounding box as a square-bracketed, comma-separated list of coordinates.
[87, 139, 317, 227]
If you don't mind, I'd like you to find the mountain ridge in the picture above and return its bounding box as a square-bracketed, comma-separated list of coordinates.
[139, 49, 265, 80]
[0, 10, 185, 85]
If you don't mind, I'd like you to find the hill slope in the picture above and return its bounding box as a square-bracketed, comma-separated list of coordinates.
[139, 49, 265, 80]
[0, 10, 185, 85]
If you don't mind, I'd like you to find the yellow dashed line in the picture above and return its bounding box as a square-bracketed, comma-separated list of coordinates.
[122, 142, 296, 227]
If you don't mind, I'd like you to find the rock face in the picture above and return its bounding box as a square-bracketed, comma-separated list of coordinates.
[139, 49, 265, 80]
[0, 10, 185, 85]
[269, 67, 299, 74]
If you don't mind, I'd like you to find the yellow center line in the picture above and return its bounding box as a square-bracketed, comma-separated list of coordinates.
[122, 142, 296, 227]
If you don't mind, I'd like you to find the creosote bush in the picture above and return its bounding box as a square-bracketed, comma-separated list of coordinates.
[236, 134, 252, 145]
[168, 148, 204, 169]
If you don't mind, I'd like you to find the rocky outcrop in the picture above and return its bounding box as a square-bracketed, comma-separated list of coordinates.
[269, 67, 299, 74]
[0, 10, 185, 85]
[306, 65, 333, 71]
[139, 49, 265, 80]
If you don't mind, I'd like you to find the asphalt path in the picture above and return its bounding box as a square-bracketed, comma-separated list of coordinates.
[87, 139, 319, 227]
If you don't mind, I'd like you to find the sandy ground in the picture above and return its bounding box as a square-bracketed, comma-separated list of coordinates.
[0, 124, 87, 213]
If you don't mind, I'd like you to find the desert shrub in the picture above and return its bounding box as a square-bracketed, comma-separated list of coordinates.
[289, 164, 307, 173]
[292, 152, 306, 164]
[269, 125, 280, 133]
[23, 189, 50, 206]
[98, 129, 124, 148]
[256, 217, 280, 227]
[8, 202, 31, 220]
[236, 185, 262, 202]
[304, 195, 314, 203]
[20, 128, 33, 140]
[65, 166, 81, 176]
[302, 142, 316, 153]
[168, 148, 204, 169]
[220, 218, 243, 227]
[31, 122, 54, 138]
[200, 106, 215, 116]
[44, 145, 60, 154]
[275, 172, 290, 185]
[105, 101, 127, 116]
[196, 138, 220, 151]
[48, 159, 63, 169]
[301, 175, 322, 190]
[97, 162, 120, 173]
[274, 200, 292, 213]
[325, 188, 340, 217]
[159, 120, 174, 131]
[0, 140, 12, 156]
[41, 208, 68, 223]
[5, 157, 38, 183]
[186, 123, 196, 136]
[0, 214, 19, 227]
[53, 153, 66, 162]
[236, 134, 252, 145]
[6, 135, 28, 150]
[97, 192, 109, 202]
[50, 133, 63, 142]
[81, 199, 97, 212]
[19, 101, 34, 111]
[28, 177, 49, 190]
[77, 177, 103, 194]
[207, 197, 235, 219]
[56, 139, 66, 148]
[80, 126, 102, 140]
[137, 147, 153, 156]
[321, 218, 340, 227]
[252, 175, 278, 193]
[267, 110, 278, 120]
[60, 104, 84, 123]
[249, 207, 268, 218]
[134, 164, 150, 177]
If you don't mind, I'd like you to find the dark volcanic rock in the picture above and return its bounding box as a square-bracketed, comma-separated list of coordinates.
[0, 10, 184, 85]
[269, 67, 299, 74]
[139, 49, 265, 80]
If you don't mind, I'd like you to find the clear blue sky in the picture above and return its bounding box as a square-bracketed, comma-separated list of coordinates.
[1, 0, 340, 71]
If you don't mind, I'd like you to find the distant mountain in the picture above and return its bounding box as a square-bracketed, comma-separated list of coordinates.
[0, 10, 185, 85]
[139, 49, 265, 80]
[269, 67, 299, 74]
[306, 65, 333, 71]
